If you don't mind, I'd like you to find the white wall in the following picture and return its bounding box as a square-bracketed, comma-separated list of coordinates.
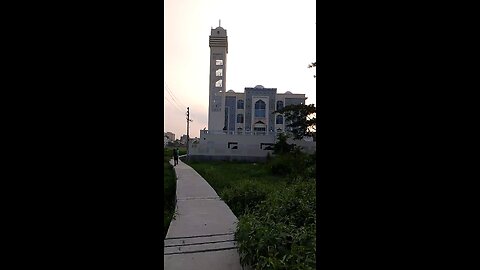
[286, 138, 316, 154]
[190, 131, 275, 158]
[189, 130, 316, 161]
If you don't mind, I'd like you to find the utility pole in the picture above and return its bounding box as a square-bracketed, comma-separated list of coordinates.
[186, 107, 193, 160]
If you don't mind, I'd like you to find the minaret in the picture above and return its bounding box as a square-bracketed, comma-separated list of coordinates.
[208, 21, 228, 131]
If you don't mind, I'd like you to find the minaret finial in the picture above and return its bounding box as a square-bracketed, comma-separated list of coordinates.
[219, 19, 221, 27]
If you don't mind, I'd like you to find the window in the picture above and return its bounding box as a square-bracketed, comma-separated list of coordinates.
[237, 114, 244, 123]
[260, 143, 274, 150]
[224, 107, 229, 130]
[276, 115, 283, 124]
[216, 59, 223, 65]
[254, 100, 266, 117]
[215, 79, 222, 87]
[253, 121, 266, 133]
[237, 99, 244, 109]
[276, 101, 284, 111]
[216, 69, 223, 76]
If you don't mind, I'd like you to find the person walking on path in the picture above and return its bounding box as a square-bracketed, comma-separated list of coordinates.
[173, 148, 179, 166]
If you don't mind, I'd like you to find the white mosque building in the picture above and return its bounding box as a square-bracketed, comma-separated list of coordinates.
[188, 24, 315, 161]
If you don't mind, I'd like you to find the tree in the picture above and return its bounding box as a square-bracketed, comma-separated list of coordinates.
[308, 62, 316, 78]
[274, 104, 316, 140]
[272, 132, 294, 155]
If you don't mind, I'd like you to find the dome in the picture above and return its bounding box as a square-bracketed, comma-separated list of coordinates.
[285, 91, 292, 94]
[227, 90, 235, 93]
[254, 85, 264, 89]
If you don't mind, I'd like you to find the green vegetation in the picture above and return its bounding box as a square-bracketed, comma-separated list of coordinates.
[163, 148, 177, 239]
[219, 179, 276, 217]
[236, 180, 316, 269]
[187, 161, 289, 191]
[165, 146, 187, 156]
[274, 104, 316, 140]
[186, 143, 316, 269]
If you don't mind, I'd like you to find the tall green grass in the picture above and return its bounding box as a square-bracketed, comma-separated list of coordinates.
[187, 155, 316, 270]
[164, 146, 187, 156]
[163, 148, 176, 239]
[187, 161, 287, 197]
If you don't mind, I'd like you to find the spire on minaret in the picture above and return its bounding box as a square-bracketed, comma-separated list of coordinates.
[219, 19, 221, 27]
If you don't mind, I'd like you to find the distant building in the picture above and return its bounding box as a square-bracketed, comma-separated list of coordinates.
[164, 135, 169, 146]
[180, 134, 188, 145]
[164, 132, 175, 142]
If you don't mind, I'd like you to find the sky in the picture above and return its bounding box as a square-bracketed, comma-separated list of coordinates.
[164, 0, 316, 138]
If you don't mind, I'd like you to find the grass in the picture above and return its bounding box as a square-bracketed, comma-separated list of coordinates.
[186, 160, 288, 201]
[164, 146, 187, 156]
[163, 148, 176, 239]
[185, 155, 316, 269]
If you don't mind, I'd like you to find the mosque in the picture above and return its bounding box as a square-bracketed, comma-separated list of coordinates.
[188, 24, 315, 161]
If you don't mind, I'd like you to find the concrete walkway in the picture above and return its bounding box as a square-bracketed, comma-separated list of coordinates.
[164, 158, 243, 270]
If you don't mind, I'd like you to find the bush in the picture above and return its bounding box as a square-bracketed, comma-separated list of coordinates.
[268, 149, 312, 181]
[163, 148, 177, 239]
[303, 152, 316, 179]
[268, 154, 295, 176]
[273, 133, 294, 155]
[220, 179, 273, 217]
[235, 180, 316, 270]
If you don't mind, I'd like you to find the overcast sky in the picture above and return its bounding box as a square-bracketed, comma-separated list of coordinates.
[164, 0, 316, 138]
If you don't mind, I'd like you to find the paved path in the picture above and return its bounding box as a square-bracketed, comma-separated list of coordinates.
[164, 158, 243, 270]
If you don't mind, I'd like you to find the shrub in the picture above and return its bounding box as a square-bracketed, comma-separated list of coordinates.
[273, 133, 294, 155]
[220, 179, 273, 217]
[303, 152, 316, 179]
[164, 148, 173, 163]
[163, 149, 177, 239]
[268, 149, 312, 181]
[268, 154, 295, 176]
[235, 180, 316, 270]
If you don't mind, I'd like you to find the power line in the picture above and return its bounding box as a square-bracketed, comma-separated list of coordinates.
[164, 85, 185, 112]
[164, 82, 182, 105]
[164, 95, 184, 113]
[165, 86, 185, 109]
[164, 82, 186, 108]
[163, 84, 185, 112]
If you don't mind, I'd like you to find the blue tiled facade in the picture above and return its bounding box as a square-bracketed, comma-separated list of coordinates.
[244, 87, 277, 132]
[220, 87, 306, 133]
[285, 98, 304, 106]
[225, 96, 237, 131]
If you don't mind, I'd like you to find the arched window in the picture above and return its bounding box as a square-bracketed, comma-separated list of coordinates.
[254, 100, 266, 117]
[215, 80, 222, 87]
[216, 69, 223, 76]
[236, 114, 244, 123]
[253, 121, 266, 133]
[276, 115, 283, 124]
[276, 100, 284, 111]
[237, 99, 244, 109]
